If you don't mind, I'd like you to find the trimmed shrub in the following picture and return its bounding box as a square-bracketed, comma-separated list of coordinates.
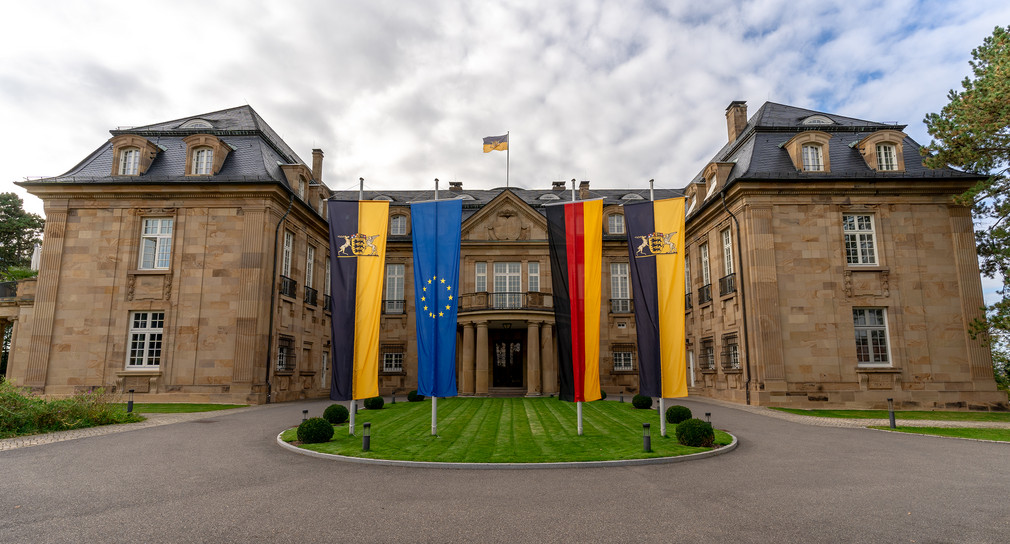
[297, 417, 334, 444]
[599, 390, 607, 400]
[675, 418, 715, 447]
[407, 390, 425, 402]
[323, 403, 349, 424]
[665, 404, 692, 424]
[363, 396, 384, 410]
[631, 394, 653, 409]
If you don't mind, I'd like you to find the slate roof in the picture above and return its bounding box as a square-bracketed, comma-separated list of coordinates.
[327, 187, 684, 221]
[29, 106, 306, 187]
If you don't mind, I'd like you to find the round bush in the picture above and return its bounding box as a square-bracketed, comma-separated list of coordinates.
[407, 390, 425, 402]
[665, 404, 692, 424]
[599, 390, 607, 400]
[323, 403, 349, 424]
[675, 418, 715, 447]
[363, 396, 384, 410]
[631, 394, 653, 409]
[297, 417, 334, 444]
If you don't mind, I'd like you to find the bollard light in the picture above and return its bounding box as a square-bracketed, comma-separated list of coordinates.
[705, 412, 711, 424]
[620, 393, 624, 403]
[643, 423, 651, 452]
[302, 409, 308, 422]
[391, 393, 396, 404]
[887, 398, 896, 429]
[362, 422, 371, 452]
[127, 389, 135, 413]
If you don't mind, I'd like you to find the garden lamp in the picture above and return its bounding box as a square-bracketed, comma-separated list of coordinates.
[643, 423, 651, 452]
[302, 409, 308, 422]
[127, 389, 135, 413]
[363, 422, 371, 452]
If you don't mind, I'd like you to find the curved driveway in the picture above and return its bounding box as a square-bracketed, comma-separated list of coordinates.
[1, 398, 1007, 543]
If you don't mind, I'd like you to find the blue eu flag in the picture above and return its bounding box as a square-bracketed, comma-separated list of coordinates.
[411, 198, 462, 398]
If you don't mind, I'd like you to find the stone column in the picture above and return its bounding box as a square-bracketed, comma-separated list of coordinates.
[461, 322, 476, 395]
[526, 321, 541, 396]
[475, 321, 489, 395]
[541, 322, 556, 395]
[25, 204, 68, 388]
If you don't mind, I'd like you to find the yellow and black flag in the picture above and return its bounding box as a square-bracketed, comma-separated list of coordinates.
[327, 200, 389, 401]
[483, 134, 508, 153]
[624, 198, 688, 398]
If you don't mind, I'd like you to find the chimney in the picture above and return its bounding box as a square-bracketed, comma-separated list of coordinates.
[725, 101, 748, 143]
[311, 149, 324, 182]
[552, 180, 567, 191]
[449, 181, 462, 192]
[579, 180, 590, 200]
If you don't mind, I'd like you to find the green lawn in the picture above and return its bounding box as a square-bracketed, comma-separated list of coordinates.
[870, 426, 1010, 442]
[770, 407, 1010, 422]
[281, 397, 732, 463]
[132, 403, 247, 413]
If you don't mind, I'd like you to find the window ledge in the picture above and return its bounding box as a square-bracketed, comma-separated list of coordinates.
[380, 371, 406, 376]
[845, 266, 889, 273]
[721, 368, 743, 374]
[299, 370, 317, 377]
[720, 292, 737, 300]
[855, 367, 900, 373]
[116, 369, 162, 377]
[275, 370, 295, 376]
[611, 369, 637, 375]
[129, 269, 171, 276]
[700, 369, 718, 374]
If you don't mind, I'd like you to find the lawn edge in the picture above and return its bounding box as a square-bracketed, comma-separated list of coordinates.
[275, 430, 738, 469]
[865, 426, 1010, 444]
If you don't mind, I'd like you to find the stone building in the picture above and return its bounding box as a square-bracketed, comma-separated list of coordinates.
[3, 101, 1006, 409]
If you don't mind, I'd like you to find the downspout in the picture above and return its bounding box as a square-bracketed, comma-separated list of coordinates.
[264, 194, 294, 404]
[721, 191, 751, 405]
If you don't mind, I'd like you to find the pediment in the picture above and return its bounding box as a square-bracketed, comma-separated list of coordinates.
[461, 189, 548, 241]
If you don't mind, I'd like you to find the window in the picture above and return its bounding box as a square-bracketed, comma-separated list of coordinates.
[390, 215, 407, 235]
[382, 345, 404, 372]
[119, 148, 139, 175]
[608, 214, 625, 235]
[700, 243, 710, 285]
[493, 262, 522, 308]
[282, 231, 294, 277]
[139, 218, 173, 270]
[528, 261, 540, 292]
[127, 311, 164, 368]
[686, 196, 696, 215]
[475, 262, 487, 292]
[705, 175, 717, 198]
[305, 245, 315, 289]
[685, 252, 691, 288]
[876, 144, 897, 171]
[700, 339, 715, 370]
[721, 335, 740, 370]
[843, 214, 877, 265]
[610, 262, 630, 313]
[721, 228, 734, 275]
[297, 176, 305, 199]
[277, 336, 295, 372]
[324, 257, 331, 297]
[385, 264, 405, 314]
[613, 345, 634, 371]
[853, 308, 890, 366]
[687, 350, 695, 386]
[192, 147, 214, 175]
[802, 144, 823, 171]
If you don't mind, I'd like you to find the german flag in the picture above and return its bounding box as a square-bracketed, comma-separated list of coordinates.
[327, 200, 388, 401]
[624, 198, 688, 398]
[547, 200, 602, 403]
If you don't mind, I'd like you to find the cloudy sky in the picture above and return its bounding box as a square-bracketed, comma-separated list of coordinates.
[1, 0, 1007, 219]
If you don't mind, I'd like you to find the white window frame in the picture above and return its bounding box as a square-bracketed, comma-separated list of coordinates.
[613, 349, 634, 371]
[706, 175, 717, 198]
[686, 196, 696, 215]
[853, 308, 891, 367]
[527, 261, 540, 293]
[127, 311, 165, 368]
[192, 147, 214, 175]
[282, 230, 294, 277]
[305, 245, 315, 289]
[843, 214, 878, 265]
[493, 261, 521, 308]
[802, 144, 823, 171]
[611, 262, 630, 312]
[119, 147, 140, 175]
[324, 257, 331, 297]
[876, 144, 897, 171]
[385, 263, 405, 313]
[685, 252, 691, 289]
[721, 228, 734, 276]
[475, 262, 487, 292]
[382, 350, 404, 373]
[688, 349, 695, 386]
[390, 215, 407, 236]
[700, 243, 711, 285]
[139, 218, 173, 270]
[608, 214, 625, 235]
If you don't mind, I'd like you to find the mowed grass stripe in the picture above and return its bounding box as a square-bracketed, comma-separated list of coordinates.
[511, 399, 542, 459]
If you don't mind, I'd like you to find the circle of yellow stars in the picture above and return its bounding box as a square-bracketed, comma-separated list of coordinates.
[421, 275, 454, 319]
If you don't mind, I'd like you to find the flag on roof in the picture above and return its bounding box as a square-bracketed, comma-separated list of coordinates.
[483, 134, 508, 153]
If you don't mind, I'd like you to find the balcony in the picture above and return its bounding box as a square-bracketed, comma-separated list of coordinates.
[719, 273, 737, 296]
[697, 284, 712, 305]
[0, 281, 17, 298]
[685, 292, 692, 310]
[279, 276, 297, 298]
[610, 298, 632, 314]
[276, 346, 296, 372]
[304, 286, 318, 306]
[384, 299, 405, 314]
[458, 292, 553, 312]
[698, 354, 715, 371]
[323, 294, 332, 311]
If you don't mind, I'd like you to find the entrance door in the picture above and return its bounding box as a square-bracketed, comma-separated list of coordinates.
[491, 330, 524, 388]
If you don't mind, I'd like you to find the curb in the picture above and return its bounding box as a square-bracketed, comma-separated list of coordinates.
[275, 431, 738, 469]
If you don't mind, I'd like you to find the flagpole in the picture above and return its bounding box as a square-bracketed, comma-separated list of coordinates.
[432, 176, 439, 437]
[577, 401, 583, 435]
[349, 175, 364, 437]
[571, 178, 576, 202]
[506, 131, 510, 188]
[649, 178, 666, 438]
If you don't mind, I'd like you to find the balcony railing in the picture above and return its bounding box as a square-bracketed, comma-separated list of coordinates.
[610, 298, 632, 313]
[698, 352, 715, 371]
[279, 276, 297, 298]
[384, 299, 405, 314]
[685, 292, 693, 310]
[719, 273, 737, 296]
[323, 294, 332, 311]
[697, 284, 712, 305]
[0, 281, 17, 298]
[458, 291, 553, 312]
[304, 286, 318, 306]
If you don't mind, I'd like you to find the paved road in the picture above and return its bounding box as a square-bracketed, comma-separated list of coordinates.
[1, 398, 1007, 543]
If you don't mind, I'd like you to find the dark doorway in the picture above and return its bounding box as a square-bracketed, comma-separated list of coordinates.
[491, 330, 524, 388]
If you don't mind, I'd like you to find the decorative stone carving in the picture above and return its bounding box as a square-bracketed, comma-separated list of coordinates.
[881, 270, 889, 297]
[489, 209, 522, 240]
[843, 270, 852, 297]
[127, 275, 136, 301]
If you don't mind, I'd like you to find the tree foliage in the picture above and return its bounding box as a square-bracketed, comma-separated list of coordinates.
[923, 26, 1010, 368]
[0, 193, 44, 279]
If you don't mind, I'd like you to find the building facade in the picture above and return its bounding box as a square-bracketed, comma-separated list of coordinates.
[3, 102, 1006, 409]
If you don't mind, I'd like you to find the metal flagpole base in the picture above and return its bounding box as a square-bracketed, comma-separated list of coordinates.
[350, 400, 356, 436]
[577, 401, 583, 436]
[659, 398, 666, 437]
[432, 396, 438, 436]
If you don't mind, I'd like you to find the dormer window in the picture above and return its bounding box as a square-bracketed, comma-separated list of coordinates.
[119, 148, 140, 175]
[783, 131, 832, 172]
[705, 175, 717, 198]
[876, 144, 897, 171]
[621, 193, 645, 201]
[802, 144, 824, 171]
[183, 134, 231, 176]
[180, 119, 213, 129]
[686, 195, 696, 215]
[854, 130, 907, 173]
[539, 193, 561, 201]
[802, 115, 834, 125]
[390, 215, 407, 235]
[608, 214, 625, 235]
[192, 147, 214, 175]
